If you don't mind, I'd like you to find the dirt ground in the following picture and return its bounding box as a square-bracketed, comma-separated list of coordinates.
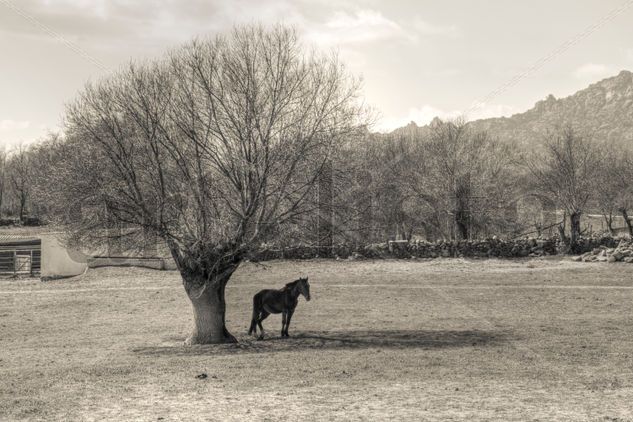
[1, 258, 633, 421]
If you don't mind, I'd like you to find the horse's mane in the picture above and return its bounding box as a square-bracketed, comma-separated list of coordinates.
[282, 278, 302, 290]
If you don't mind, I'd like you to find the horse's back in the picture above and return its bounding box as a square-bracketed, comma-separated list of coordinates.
[253, 289, 282, 304]
[254, 289, 280, 300]
[253, 289, 285, 314]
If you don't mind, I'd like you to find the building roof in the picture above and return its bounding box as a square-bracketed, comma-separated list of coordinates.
[0, 234, 41, 247]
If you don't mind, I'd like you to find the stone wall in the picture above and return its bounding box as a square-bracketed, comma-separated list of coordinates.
[253, 236, 620, 261]
[574, 239, 633, 263]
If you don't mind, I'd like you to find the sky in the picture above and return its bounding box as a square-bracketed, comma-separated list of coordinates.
[1, 0, 633, 147]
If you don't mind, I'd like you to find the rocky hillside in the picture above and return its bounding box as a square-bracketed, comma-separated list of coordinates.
[391, 70, 633, 148]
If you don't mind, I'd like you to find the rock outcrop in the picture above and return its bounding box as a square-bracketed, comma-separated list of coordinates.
[389, 70, 633, 149]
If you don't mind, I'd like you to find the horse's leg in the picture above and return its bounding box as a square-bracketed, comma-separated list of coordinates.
[249, 295, 261, 336]
[284, 308, 295, 337]
[249, 305, 259, 336]
[257, 311, 270, 340]
[281, 310, 287, 338]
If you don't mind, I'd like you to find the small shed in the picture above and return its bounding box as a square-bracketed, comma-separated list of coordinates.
[0, 232, 89, 279]
[0, 235, 42, 276]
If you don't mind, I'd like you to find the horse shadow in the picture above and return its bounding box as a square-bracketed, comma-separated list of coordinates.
[132, 329, 509, 357]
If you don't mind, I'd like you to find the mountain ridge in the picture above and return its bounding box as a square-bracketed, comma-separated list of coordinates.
[388, 70, 633, 147]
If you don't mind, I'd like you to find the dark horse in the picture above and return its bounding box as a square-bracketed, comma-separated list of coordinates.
[249, 277, 311, 339]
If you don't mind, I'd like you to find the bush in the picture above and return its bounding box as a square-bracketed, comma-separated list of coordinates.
[0, 218, 19, 227]
[22, 216, 43, 226]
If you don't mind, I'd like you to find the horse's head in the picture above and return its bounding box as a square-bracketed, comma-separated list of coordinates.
[297, 277, 311, 301]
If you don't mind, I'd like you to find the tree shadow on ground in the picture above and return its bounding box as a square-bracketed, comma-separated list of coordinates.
[132, 329, 510, 357]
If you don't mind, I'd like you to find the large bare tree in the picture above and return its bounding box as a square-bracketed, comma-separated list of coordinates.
[52, 25, 364, 344]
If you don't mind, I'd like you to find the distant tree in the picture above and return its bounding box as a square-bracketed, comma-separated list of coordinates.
[0, 147, 6, 217]
[27, 133, 66, 221]
[525, 126, 601, 252]
[592, 143, 629, 235]
[611, 149, 633, 236]
[50, 25, 365, 344]
[401, 119, 516, 240]
[7, 144, 33, 223]
[362, 133, 416, 241]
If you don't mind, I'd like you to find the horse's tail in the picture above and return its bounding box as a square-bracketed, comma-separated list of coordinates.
[248, 294, 260, 335]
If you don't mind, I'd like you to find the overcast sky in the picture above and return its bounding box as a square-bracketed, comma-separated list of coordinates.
[1, 0, 633, 147]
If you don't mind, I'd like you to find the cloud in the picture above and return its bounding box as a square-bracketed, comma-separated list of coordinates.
[327, 9, 398, 31]
[573, 63, 612, 80]
[306, 9, 412, 46]
[376, 102, 516, 133]
[0, 120, 31, 131]
[0, 0, 302, 49]
[412, 17, 459, 37]
[1, 1, 459, 56]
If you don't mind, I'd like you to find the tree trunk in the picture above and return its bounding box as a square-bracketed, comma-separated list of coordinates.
[534, 222, 542, 238]
[569, 211, 582, 253]
[455, 211, 469, 240]
[358, 192, 373, 244]
[184, 277, 236, 345]
[167, 239, 241, 345]
[454, 174, 471, 241]
[621, 208, 633, 237]
[317, 159, 333, 256]
[19, 193, 26, 223]
[180, 271, 238, 345]
[603, 213, 614, 236]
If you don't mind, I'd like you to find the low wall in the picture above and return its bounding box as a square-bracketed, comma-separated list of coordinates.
[40, 234, 88, 279]
[88, 256, 177, 270]
[40, 235, 623, 277]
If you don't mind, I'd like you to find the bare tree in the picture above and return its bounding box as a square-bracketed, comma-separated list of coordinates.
[525, 126, 601, 252]
[400, 119, 516, 240]
[51, 25, 364, 344]
[7, 144, 33, 223]
[26, 133, 66, 221]
[610, 148, 633, 236]
[593, 143, 628, 235]
[361, 133, 417, 241]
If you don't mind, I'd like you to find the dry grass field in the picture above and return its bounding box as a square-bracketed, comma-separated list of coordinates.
[1, 258, 633, 421]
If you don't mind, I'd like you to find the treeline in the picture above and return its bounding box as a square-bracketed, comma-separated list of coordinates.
[8, 120, 633, 254]
[320, 121, 632, 253]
